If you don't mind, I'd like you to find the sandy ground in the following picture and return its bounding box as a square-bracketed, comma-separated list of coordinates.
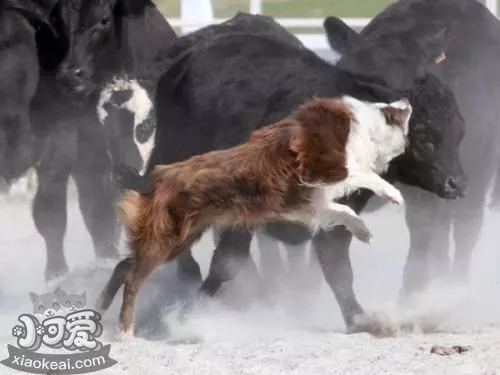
[0, 180, 499, 375]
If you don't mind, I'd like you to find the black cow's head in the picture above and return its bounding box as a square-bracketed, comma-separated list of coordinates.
[54, 0, 157, 97]
[393, 74, 466, 198]
[324, 16, 453, 91]
[4, 0, 60, 26]
[324, 15, 466, 199]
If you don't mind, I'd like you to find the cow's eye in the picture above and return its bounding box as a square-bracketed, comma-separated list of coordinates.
[100, 17, 110, 27]
[412, 140, 434, 161]
[423, 142, 435, 155]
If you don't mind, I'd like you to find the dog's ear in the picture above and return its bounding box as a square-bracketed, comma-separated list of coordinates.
[375, 98, 412, 131]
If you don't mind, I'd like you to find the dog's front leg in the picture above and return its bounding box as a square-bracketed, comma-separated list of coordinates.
[318, 201, 372, 244]
[344, 172, 404, 205]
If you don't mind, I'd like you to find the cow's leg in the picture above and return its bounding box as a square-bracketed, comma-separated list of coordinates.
[450, 191, 487, 284]
[32, 128, 76, 282]
[255, 229, 286, 295]
[399, 188, 452, 301]
[263, 222, 312, 294]
[198, 228, 254, 297]
[426, 203, 454, 285]
[311, 190, 373, 332]
[285, 242, 310, 284]
[177, 228, 254, 318]
[72, 119, 119, 260]
[312, 227, 364, 328]
[176, 249, 203, 285]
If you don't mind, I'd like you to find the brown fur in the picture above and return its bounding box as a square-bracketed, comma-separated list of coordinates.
[119, 97, 353, 262]
[101, 97, 356, 335]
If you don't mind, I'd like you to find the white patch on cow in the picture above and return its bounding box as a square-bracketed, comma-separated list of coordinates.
[5, 168, 38, 200]
[97, 75, 156, 174]
[97, 76, 153, 127]
[137, 128, 155, 176]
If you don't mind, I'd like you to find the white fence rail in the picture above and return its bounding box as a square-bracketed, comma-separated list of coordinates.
[170, 0, 499, 51]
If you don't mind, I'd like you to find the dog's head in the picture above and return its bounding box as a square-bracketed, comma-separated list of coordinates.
[375, 98, 413, 135]
[372, 98, 413, 159]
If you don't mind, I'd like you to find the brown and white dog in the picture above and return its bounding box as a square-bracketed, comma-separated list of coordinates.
[97, 95, 412, 338]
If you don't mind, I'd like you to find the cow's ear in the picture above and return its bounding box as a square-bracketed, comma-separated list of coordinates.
[119, 0, 151, 15]
[425, 22, 454, 64]
[323, 16, 364, 55]
[7, 0, 60, 26]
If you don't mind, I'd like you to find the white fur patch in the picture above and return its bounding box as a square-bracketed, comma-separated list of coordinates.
[4, 168, 38, 200]
[97, 76, 156, 174]
[137, 129, 155, 176]
[282, 95, 412, 243]
[343, 95, 411, 175]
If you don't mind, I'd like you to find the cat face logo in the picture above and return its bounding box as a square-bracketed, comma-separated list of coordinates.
[1, 288, 118, 374]
[30, 288, 87, 320]
[11, 288, 101, 353]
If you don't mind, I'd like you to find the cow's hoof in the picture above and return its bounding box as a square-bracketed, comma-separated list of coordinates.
[45, 265, 70, 285]
[347, 312, 399, 337]
[95, 246, 119, 260]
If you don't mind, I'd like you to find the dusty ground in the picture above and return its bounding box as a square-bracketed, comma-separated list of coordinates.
[0, 180, 499, 374]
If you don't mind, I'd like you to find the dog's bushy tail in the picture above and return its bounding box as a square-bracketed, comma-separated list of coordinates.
[117, 189, 177, 261]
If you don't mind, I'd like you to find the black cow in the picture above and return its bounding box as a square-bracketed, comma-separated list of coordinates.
[0, 0, 58, 193]
[323, 0, 500, 300]
[111, 26, 465, 337]
[0, 0, 177, 282]
[111, 13, 320, 319]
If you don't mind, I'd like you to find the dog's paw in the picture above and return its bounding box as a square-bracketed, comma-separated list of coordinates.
[348, 219, 373, 244]
[117, 323, 134, 342]
[117, 328, 134, 342]
[385, 186, 404, 205]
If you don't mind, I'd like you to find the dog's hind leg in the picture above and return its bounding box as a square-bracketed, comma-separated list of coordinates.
[95, 257, 134, 314]
[119, 253, 165, 339]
